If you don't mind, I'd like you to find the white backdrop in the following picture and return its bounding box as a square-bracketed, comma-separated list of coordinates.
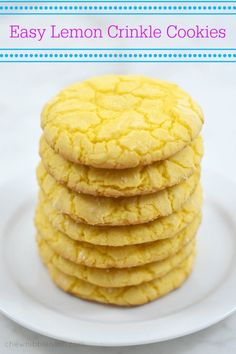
[0, 62, 236, 185]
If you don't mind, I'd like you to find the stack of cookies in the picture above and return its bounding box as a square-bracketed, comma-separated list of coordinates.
[35, 75, 204, 306]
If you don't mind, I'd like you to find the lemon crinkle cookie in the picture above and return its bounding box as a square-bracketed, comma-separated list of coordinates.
[37, 162, 200, 226]
[38, 184, 202, 246]
[40, 250, 196, 306]
[39, 135, 203, 197]
[35, 208, 201, 269]
[41, 75, 204, 169]
[37, 235, 195, 288]
[35, 74, 204, 306]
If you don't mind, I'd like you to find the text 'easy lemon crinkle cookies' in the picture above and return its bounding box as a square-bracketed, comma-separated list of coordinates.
[35, 75, 204, 306]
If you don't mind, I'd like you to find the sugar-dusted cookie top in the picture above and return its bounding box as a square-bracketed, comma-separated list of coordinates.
[41, 75, 203, 169]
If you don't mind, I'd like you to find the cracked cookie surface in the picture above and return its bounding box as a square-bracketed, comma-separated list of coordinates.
[40, 135, 203, 197]
[37, 163, 200, 226]
[41, 251, 195, 306]
[37, 235, 195, 288]
[35, 209, 201, 268]
[41, 75, 203, 169]
[38, 184, 202, 246]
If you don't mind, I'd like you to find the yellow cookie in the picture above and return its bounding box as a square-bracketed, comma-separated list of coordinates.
[39, 184, 202, 246]
[41, 251, 196, 306]
[37, 163, 200, 226]
[41, 75, 203, 169]
[37, 235, 195, 288]
[35, 209, 201, 268]
[40, 135, 203, 197]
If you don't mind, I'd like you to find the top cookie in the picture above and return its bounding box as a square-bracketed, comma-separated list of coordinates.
[41, 75, 204, 169]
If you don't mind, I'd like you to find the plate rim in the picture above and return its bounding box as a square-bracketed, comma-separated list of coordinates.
[0, 306, 235, 347]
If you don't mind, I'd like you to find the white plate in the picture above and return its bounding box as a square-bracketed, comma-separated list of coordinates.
[0, 170, 236, 347]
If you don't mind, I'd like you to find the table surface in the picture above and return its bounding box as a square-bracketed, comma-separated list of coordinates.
[0, 62, 236, 353]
